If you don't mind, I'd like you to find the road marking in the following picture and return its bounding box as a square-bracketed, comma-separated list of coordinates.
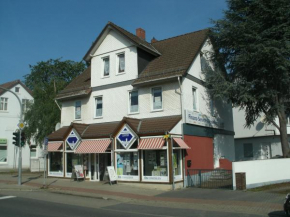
[0, 196, 16, 200]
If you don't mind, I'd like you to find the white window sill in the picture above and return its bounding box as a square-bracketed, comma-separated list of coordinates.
[151, 109, 163, 113]
[116, 72, 126, 76]
[0, 110, 9, 113]
[74, 119, 82, 121]
[0, 162, 8, 164]
[94, 116, 103, 119]
[30, 157, 38, 159]
[128, 112, 139, 115]
[102, 75, 110, 79]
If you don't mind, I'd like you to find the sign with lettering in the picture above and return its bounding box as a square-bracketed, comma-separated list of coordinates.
[66, 130, 80, 150]
[117, 125, 136, 149]
[185, 110, 224, 129]
[107, 166, 117, 182]
[0, 138, 7, 144]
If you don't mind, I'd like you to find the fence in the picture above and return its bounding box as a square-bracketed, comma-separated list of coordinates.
[187, 169, 233, 190]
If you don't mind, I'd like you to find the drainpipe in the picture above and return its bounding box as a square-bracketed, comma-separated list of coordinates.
[177, 76, 186, 188]
[54, 99, 61, 111]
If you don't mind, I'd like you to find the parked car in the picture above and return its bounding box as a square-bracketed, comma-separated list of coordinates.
[284, 193, 290, 216]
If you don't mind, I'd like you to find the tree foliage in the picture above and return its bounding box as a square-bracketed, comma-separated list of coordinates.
[204, 0, 290, 156]
[23, 59, 86, 145]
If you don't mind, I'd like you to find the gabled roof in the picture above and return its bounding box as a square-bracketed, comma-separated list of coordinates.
[132, 29, 209, 86]
[57, 24, 209, 100]
[83, 22, 161, 62]
[0, 80, 33, 96]
[56, 66, 92, 100]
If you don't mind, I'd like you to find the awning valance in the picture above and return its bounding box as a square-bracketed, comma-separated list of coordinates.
[75, 139, 111, 153]
[173, 138, 190, 149]
[137, 137, 165, 150]
[48, 142, 63, 152]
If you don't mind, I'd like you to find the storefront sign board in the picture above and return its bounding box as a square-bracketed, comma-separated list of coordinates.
[74, 165, 84, 179]
[116, 125, 136, 149]
[107, 166, 117, 182]
[185, 110, 224, 129]
[0, 138, 7, 144]
[66, 130, 80, 150]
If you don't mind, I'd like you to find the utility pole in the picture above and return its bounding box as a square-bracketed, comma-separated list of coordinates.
[0, 87, 23, 185]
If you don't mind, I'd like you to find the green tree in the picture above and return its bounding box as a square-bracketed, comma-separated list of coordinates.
[205, 0, 290, 157]
[24, 59, 86, 145]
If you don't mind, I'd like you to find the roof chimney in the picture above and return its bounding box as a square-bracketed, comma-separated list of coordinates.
[151, 37, 158, 43]
[136, 28, 145, 40]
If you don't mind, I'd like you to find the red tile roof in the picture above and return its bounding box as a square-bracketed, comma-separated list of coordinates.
[0, 80, 33, 96]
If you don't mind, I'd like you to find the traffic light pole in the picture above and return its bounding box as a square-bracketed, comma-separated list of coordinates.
[0, 87, 23, 185]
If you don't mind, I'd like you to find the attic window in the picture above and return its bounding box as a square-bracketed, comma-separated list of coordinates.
[15, 87, 20, 93]
[103, 57, 110, 77]
[117, 53, 125, 73]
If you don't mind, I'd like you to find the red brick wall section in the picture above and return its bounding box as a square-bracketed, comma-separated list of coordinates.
[184, 135, 214, 170]
[219, 158, 232, 170]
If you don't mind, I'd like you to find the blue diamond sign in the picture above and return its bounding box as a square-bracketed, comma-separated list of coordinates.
[66, 130, 80, 150]
[117, 125, 136, 149]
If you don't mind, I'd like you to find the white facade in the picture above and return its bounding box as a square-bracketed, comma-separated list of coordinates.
[0, 82, 43, 171]
[233, 107, 290, 161]
[59, 26, 235, 172]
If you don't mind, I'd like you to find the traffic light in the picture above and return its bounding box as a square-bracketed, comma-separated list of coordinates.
[21, 132, 26, 147]
[12, 132, 20, 147]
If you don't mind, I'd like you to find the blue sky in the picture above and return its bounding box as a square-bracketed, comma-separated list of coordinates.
[0, 0, 227, 84]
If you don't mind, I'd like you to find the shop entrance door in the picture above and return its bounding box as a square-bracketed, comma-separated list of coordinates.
[99, 154, 111, 181]
[89, 154, 99, 181]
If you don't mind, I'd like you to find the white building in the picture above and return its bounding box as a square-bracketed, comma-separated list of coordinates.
[48, 22, 235, 185]
[0, 80, 43, 171]
[233, 107, 290, 161]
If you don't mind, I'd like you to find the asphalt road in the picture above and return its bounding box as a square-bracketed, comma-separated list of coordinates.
[0, 190, 282, 217]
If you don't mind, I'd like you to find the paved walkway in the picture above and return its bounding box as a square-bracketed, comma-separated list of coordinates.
[0, 172, 286, 216]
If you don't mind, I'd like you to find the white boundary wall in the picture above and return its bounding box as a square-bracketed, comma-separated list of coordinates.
[232, 158, 290, 190]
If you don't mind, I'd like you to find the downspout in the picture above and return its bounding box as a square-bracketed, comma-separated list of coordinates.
[178, 76, 187, 188]
[54, 99, 61, 111]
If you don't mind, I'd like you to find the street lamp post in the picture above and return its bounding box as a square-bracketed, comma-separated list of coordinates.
[0, 87, 23, 185]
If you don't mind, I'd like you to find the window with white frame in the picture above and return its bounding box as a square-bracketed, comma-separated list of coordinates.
[287, 115, 290, 125]
[0, 97, 8, 111]
[152, 87, 162, 110]
[103, 57, 110, 77]
[75, 101, 81, 120]
[129, 90, 138, 113]
[15, 87, 20, 93]
[117, 53, 125, 73]
[30, 145, 37, 158]
[22, 99, 30, 113]
[95, 97, 103, 117]
[192, 88, 198, 111]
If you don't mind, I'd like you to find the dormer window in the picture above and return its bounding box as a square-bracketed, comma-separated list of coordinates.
[117, 53, 125, 73]
[103, 57, 110, 77]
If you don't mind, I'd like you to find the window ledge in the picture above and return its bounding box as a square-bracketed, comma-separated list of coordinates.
[116, 72, 126, 76]
[150, 109, 164, 113]
[0, 162, 8, 164]
[74, 119, 82, 121]
[0, 111, 9, 113]
[128, 112, 139, 115]
[102, 76, 110, 79]
[94, 116, 103, 119]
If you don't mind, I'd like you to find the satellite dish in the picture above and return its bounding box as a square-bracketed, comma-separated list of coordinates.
[55, 122, 61, 131]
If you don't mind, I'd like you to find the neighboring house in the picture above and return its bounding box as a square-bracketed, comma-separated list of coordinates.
[47, 22, 235, 186]
[0, 80, 43, 171]
[233, 107, 290, 161]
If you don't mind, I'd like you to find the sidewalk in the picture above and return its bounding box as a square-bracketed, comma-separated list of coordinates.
[0, 172, 285, 216]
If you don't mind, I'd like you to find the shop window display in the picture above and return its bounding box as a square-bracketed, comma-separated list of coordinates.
[143, 150, 168, 177]
[116, 152, 138, 176]
[49, 152, 63, 174]
[66, 153, 83, 174]
[173, 149, 181, 176]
